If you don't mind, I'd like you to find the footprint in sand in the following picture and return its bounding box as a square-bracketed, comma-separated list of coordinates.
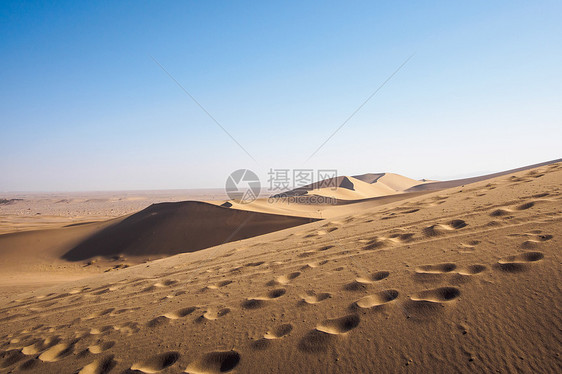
[274, 235, 292, 243]
[537, 234, 554, 240]
[525, 170, 546, 179]
[414, 263, 457, 282]
[301, 260, 329, 270]
[422, 219, 467, 237]
[90, 326, 113, 335]
[415, 263, 457, 274]
[146, 316, 171, 328]
[486, 220, 502, 227]
[532, 192, 549, 198]
[268, 271, 301, 286]
[458, 240, 480, 252]
[492, 201, 538, 217]
[363, 236, 393, 250]
[414, 262, 486, 284]
[141, 279, 178, 292]
[490, 208, 513, 217]
[88, 340, 115, 354]
[29, 300, 58, 311]
[242, 289, 287, 309]
[305, 229, 333, 238]
[22, 336, 61, 355]
[196, 308, 231, 322]
[130, 351, 180, 373]
[403, 287, 461, 321]
[163, 307, 197, 319]
[298, 315, 360, 354]
[399, 208, 420, 214]
[381, 213, 398, 220]
[300, 291, 332, 305]
[38, 340, 77, 362]
[9, 333, 37, 346]
[516, 201, 535, 210]
[264, 323, 293, 339]
[114, 322, 140, 336]
[411, 287, 461, 303]
[321, 224, 340, 232]
[495, 251, 545, 273]
[206, 280, 233, 289]
[317, 314, 360, 335]
[344, 271, 390, 291]
[109, 307, 138, 317]
[388, 232, 415, 242]
[47, 292, 76, 301]
[298, 245, 334, 258]
[352, 290, 399, 309]
[244, 261, 266, 267]
[251, 324, 294, 350]
[185, 350, 240, 374]
[521, 234, 553, 249]
[297, 250, 316, 258]
[83, 308, 115, 321]
[507, 175, 531, 183]
[456, 265, 487, 275]
[404, 287, 461, 320]
[78, 354, 116, 374]
[91, 287, 113, 296]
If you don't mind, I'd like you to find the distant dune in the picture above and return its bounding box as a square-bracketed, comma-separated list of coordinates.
[271, 172, 429, 201]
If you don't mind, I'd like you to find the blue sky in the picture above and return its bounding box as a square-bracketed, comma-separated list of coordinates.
[1, 1, 561, 191]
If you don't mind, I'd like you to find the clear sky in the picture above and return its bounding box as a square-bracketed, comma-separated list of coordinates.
[1, 1, 561, 191]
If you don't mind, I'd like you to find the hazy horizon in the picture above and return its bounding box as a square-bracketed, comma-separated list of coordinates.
[2, 158, 560, 193]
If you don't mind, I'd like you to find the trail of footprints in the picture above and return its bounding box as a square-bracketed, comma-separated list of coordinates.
[359, 194, 550, 253]
[0, 229, 551, 373]
[355, 218, 469, 253]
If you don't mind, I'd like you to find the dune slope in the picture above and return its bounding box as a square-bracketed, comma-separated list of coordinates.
[0, 162, 560, 373]
[406, 158, 562, 192]
[62, 201, 318, 261]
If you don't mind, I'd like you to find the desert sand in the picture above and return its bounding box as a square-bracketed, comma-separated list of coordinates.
[0, 160, 561, 373]
[0, 189, 230, 235]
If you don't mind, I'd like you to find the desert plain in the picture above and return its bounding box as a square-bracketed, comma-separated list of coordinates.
[0, 160, 560, 373]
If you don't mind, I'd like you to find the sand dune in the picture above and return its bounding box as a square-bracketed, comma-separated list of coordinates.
[350, 172, 385, 184]
[406, 158, 562, 192]
[225, 191, 431, 219]
[0, 189, 229, 235]
[273, 173, 424, 200]
[60, 201, 317, 261]
[374, 172, 425, 191]
[0, 201, 316, 299]
[310, 176, 397, 199]
[0, 161, 561, 373]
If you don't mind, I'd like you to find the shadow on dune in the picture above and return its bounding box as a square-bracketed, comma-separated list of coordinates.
[62, 201, 318, 261]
